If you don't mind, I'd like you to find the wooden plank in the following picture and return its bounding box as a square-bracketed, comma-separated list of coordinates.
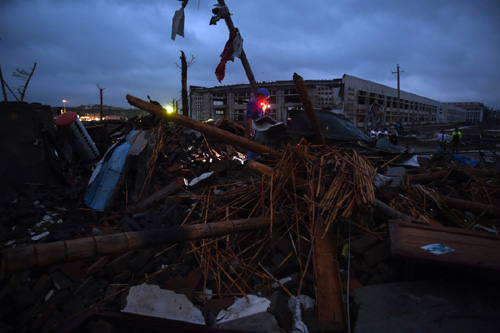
[388, 220, 500, 270]
[313, 220, 347, 332]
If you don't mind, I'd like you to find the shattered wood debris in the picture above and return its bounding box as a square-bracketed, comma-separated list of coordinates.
[2, 112, 500, 332]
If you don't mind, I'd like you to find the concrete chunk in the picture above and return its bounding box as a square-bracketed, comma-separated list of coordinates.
[122, 283, 205, 325]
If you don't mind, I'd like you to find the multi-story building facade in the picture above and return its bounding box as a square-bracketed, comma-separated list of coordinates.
[189, 74, 445, 129]
[340, 75, 439, 128]
[443, 102, 485, 123]
[437, 104, 468, 123]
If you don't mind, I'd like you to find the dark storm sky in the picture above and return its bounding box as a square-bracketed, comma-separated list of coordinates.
[1, 0, 499, 110]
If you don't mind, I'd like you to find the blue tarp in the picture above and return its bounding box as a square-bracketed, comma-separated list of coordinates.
[452, 154, 480, 168]
[84, 130, 135, 210]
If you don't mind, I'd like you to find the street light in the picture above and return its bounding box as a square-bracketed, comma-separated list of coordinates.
[62, 99, 67, 113]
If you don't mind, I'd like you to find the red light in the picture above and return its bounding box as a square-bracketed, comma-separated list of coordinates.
[260, 102, 269, 112]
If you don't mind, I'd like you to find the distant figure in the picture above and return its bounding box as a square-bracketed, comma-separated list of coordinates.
[437, 129, 446, 152]
[246, 87, 270, 159]
[381, 127, 389, 137]
[451, 127, 462, 154]
[370, 128, 378, 140]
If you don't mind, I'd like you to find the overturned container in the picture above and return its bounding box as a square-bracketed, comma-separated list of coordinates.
[55, 111, 99, 162]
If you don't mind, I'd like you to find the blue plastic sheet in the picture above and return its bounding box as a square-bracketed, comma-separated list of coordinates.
[452, 154, 480, 168]
[84, 130, 134, 210]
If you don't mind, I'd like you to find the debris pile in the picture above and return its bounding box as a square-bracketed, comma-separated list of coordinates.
[1, 103, 500, 332]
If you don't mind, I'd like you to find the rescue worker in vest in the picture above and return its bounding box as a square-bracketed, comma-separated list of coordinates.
[451, 127, 462, 154]
[246, 87, 270, 159]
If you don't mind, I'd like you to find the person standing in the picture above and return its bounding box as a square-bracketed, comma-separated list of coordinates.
[246, 87, 270, 158]
[451, 127, 462, 154]
[437, 129, 446, 152]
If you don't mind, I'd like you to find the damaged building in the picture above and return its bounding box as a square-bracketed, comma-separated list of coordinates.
[190, 74, 441, 129]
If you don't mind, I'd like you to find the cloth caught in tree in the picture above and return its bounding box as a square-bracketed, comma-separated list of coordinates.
[171, 7, 185, 40]
[215, 33, 243, 83]
[210, 4, 229, 25]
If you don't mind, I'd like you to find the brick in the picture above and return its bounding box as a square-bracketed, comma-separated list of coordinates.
[269, 291, 292, 332]
[29, 303, 57, 333]
[205, 297, 235, 314]
[185, 268, 203, 291]
[128, 249, 154, 272]
[162, 274, 185, 291]
[72, 276, 96, 298]
[112, 270, 133, 284]
[94, 319, 114, 333]
[340, 270, 364, 297]
[33, 274, 52, 300]
[367, 273, 391, 285]
[275, 237, 294, 254]
[86, 256, 111, 276]
[350, 234, 381, 254]
[50, 270, 73, 291]
[167, 163, 184, 173]
[61, 297, 85, 317]
[15, 290, 34, 311]
[363, 240, 390, 267]
[106, 252, 135, 276]
[57, 260, 87, 282]
[271, 252, 286, 268]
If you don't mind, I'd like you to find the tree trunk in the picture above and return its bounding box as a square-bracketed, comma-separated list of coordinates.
[19, 62, 37, 102]
[181, 51, 189, 117]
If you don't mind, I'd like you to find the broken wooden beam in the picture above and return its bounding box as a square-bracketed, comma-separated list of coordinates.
[2, 217, 273, 273]
[293, 73, 326, 145]
[389, 220, 500, 270]
[313, 219, 348, 332]
[126, 94, 281, 159]
[407, 170, 451, 184]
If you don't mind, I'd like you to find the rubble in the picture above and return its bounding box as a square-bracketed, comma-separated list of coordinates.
[1, 100, 500, 332]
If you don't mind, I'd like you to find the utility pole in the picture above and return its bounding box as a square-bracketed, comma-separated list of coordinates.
[97, 84, 106, 121]
[392, 64, 404, 125]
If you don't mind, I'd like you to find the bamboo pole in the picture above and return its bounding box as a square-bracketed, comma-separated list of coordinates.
[126, 94, 281, 159]
[2, 217, 273, 273]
